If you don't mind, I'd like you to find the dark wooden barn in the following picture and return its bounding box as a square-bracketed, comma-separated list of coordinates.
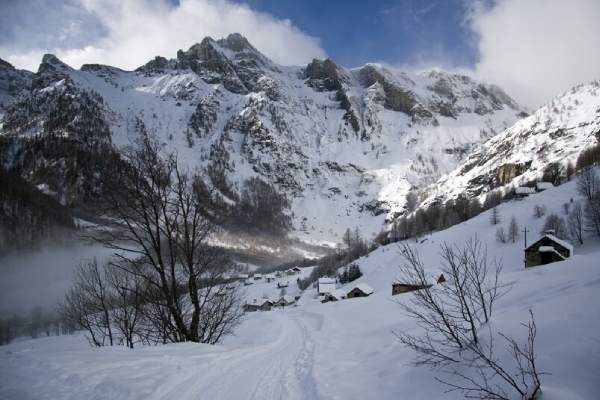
[525, 233, 573, 268]
[392, 273, 445, 296]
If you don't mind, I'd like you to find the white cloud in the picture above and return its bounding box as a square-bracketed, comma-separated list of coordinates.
[469, 0, 600, 108]
[0, 0, 326, 71]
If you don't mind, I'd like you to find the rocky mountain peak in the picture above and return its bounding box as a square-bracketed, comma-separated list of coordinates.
[0, 58, 16, 72]
[0, 58, 33, 114]
[304, 58, 347, 91]
[217, 33, 255, 53]
[38, 54, 72, 74]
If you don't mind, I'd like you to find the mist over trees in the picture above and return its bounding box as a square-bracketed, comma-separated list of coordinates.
[0, 168, 74, 254]
[59, 139, 244, 347]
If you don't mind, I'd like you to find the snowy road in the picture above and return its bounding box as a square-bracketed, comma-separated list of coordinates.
[155, 310, 321, 400]
[0, 310, 322, 400]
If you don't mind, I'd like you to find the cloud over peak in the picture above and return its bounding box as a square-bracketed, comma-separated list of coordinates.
[0, 0, 326, 71]
[469, 0, 600, 108]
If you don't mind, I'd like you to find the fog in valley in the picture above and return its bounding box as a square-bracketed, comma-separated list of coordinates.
[0, 242, 116, 317]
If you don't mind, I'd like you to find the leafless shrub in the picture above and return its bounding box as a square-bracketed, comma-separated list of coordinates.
[438, 311, 542, 400]
[533, 205, 546, 219]
[59, 259, 114, 347]
[567, 202, 585, 245]
[496, 227, 506, 244]
[395, 239, 542, 400]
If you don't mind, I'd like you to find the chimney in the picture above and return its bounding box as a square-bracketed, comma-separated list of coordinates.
[545, 229, 555, 235]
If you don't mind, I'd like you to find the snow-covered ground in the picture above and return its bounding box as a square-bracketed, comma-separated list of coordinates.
[2, 176, 599, 399]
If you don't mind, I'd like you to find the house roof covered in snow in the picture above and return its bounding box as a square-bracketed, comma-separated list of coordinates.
[280, 295, 295, 303]
[516, 186, 536, 195]
[543, 234, 574, 255]
[318, 277, 336, 284]
[351, 283, 374, 295]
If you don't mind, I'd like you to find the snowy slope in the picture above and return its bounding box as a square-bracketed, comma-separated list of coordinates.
[425, 81, 600, 205]
[0, 34, 524, 244]
[2, 169, 599, 400]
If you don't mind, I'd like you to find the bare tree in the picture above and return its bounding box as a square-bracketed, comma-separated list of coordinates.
[533, 205, 546, 219]
[542, 214, 568, 239]
[396, 242, 542, 400]
[59, 259, 114, 347]
[490, 207, 500, 225]
[584, 196, 600, 237]
[439, 311, 542, 400]
[106, 266, 143, 348]
[396, 238, 506, 366]
[94, 138, 243, 344]
[567, 202, 585, 245]
[508, 216, 519, 244]
[576, 168, 599, 201]
[496, 227, 507, 244]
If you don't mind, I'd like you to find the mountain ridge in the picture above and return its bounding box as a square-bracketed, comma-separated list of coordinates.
[0, 33, 527, 244]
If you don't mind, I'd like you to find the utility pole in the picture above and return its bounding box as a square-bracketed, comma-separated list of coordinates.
[522, 227, 529, 269]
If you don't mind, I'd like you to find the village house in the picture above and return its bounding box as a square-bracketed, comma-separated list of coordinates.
[525, 231, 573, 268]
[515, 186, 536, 198]
[265, 274, 275, 283]
[292, 267, 302, 274]
[253, 273, 263, 280]
[274, 295, 295, 307]
[321, 289, 347, 303]
[285, 269, 296, 276]
[244, 279, 254, 286]
[392, 272, 445, 296]
[317, 277, 337, 295]
[244, 298, 273, 312]
[347, 283, 374, 298]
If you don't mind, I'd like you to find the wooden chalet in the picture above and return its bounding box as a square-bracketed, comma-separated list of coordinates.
[525, 232, 573, 268]
[346, 283, 374, 298]
[515, 187, 536, 198]
[321, 289, 347, 303]
[243, 299, 273, 312]
[392, 272, 445, 296]
[274, 295, 295, 307]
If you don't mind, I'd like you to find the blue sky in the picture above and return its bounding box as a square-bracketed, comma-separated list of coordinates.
[0, 0, 599, 107]
[230, 0, 477, 68]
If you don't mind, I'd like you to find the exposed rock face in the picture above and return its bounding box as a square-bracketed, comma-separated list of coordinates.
[0, 58, 33, 115]
[0, 33, 524, 242]
[493, 162, 532, 186]
[358, 65, 420, 116]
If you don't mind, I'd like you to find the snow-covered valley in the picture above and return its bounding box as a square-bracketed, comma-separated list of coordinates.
[2, 169, 599, 400]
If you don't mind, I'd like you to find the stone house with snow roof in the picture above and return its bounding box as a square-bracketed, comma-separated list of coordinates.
[525, 232, 573, 268]
[346, 283, 374, 298]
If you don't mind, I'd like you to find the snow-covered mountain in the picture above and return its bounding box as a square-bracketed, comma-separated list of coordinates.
[0, 59, 33, 117]
[424, 81, 600, 205]
[0, 33, 524, 243]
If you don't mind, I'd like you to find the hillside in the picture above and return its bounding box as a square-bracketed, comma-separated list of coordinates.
[2, 168, 598, 400]
[0, 33, 524, 244]
[424, 80, 600, 205]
